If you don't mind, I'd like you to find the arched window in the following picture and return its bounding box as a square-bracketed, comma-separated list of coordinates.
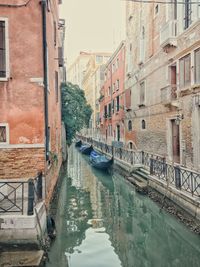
[142, 119, 146, 129]
[129, 142, 133, 149]
[128, 120, 132, 131]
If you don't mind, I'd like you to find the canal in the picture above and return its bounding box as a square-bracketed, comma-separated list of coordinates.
[47, 146, 200, 267]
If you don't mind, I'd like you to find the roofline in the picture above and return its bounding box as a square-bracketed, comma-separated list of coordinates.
[104, 40, 126, 69]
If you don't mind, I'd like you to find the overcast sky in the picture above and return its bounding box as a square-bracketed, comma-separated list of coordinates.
[59, 0, 126, 66]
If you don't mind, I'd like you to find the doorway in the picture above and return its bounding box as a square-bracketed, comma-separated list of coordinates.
[171, 119, 180, 163]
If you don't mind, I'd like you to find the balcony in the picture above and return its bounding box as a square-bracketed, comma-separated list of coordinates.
[160, 20, 177, 50]
[161, 85, 177, 106]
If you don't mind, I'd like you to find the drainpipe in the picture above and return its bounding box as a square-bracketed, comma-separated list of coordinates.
[41, 0, 49, 161]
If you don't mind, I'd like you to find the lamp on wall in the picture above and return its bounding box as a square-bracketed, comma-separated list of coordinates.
[175, 113, 184, 125]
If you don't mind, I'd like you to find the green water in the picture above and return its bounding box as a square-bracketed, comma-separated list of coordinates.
[47, 146, 200, 267]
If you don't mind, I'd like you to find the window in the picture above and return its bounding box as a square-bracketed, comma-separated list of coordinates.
[141, 120, 146, 129]
[112, 63, 115, 73]
[54, 21, 57, 47]
[104, 105, 107, 118]
[179, 54, 191, 88]
[58, 47, 64, 67]
[108, 103, 112, 118]
[194, 48, 200, 84]
[139, 81, 145, 105]
[116, 80, 120, 91]
[128, 120, 132, 131]
[139, 27, 145, 63]
[0, 19, 8, 79]
[117, 58, 119, 68]
[155, 4, 159, 14]
[113, 83, 115, 93]
[55, 71, 58, 102]
[184, 0, 192, 29]
[112, 99, 115, 113]
[129, 142, 133, 149]
[0, 124, 8, 144]
[96, 55, 103, 64]
[116, 96, 120, 112]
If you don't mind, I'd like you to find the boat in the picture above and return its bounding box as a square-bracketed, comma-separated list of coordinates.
[75, 140, 82, 147]
[90, 150, 113, 170]
[80, 144, 93, 155]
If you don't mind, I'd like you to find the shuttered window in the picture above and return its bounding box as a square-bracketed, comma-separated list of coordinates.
[194, 48, 200, 84]
[184, 0, 192, 29]
[0, 21, 6, 78]
[179, 54, 191, 88]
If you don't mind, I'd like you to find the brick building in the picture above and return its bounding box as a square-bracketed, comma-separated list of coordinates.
[100, 41, 126, 145]
[125, 1, 200, 170]
[0, 0, 64, 244]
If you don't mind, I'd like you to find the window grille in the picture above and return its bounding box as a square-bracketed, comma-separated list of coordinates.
[0, 126, 6, 142]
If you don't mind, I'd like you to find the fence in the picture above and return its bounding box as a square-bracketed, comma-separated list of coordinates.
[0, 172, 43, 215]
[77, 135, 200, 197]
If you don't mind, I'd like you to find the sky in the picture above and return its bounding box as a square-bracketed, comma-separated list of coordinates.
[59, 0, 126, 66]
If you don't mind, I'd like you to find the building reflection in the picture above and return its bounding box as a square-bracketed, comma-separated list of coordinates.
[67, 147, 200, 267]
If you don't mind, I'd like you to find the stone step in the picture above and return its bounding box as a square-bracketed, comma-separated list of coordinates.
[0, 250, 44, 266]
[127, 175, 148, 194]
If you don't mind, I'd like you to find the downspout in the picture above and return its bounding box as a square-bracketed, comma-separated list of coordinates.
[41, 0, 49, 161]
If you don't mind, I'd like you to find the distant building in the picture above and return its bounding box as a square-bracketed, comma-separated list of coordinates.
[82, 53, 111, 138]
[67, 52, 92, 88]
[99, 41, 126, 145]
[0, 0, 64, 245]
[125, 1, 200, 169]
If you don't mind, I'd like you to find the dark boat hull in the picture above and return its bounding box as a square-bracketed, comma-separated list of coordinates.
[81, 145, 93, 155]
[75, 140, 82, 147]
[90, 157, 113, 170]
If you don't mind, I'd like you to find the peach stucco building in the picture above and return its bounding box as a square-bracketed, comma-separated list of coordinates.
[0, 0, 65, 244]
[100, 41, 126, 146]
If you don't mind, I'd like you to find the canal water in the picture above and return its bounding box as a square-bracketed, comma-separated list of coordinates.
[47, 146, 200, 267]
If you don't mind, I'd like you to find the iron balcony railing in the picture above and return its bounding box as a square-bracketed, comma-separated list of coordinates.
[77, 135, 200, 197]
[0, 172, 43, 215]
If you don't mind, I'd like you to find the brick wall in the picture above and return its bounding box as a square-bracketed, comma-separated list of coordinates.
[0, 148, 45, 179]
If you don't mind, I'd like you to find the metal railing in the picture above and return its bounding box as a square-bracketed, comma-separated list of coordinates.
[0, 172, 43, 215]
[77, 135, 200, 197]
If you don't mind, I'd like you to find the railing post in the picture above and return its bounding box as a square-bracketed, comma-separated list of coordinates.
[28, 179, 34, 215]
[174, 166, 181, 189]
[37, 172, 43, 201]
[150, 158, 154, 175]
[141, 151, 144, 165]
[120, 148, 122, 159]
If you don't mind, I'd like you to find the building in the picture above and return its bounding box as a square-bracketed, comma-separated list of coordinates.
[125, 1, 200, 170]
[82, 53, 111, 138]
[99, 41, 126, 146]
[67, 51, 92, 88]
[0, 0, 64, 245]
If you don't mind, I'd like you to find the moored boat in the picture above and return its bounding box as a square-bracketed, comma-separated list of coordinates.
[90, 150, 113, 170]
[75, 140, 82, 147]
[80, 144, 93, 155]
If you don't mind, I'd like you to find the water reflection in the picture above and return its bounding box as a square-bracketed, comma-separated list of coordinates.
[47, 146, 200, 267]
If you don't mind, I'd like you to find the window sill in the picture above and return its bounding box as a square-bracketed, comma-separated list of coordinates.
[0, 77, 9, 82]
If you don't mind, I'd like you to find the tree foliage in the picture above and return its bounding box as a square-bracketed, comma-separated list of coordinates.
[61, 82, 92, 145]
